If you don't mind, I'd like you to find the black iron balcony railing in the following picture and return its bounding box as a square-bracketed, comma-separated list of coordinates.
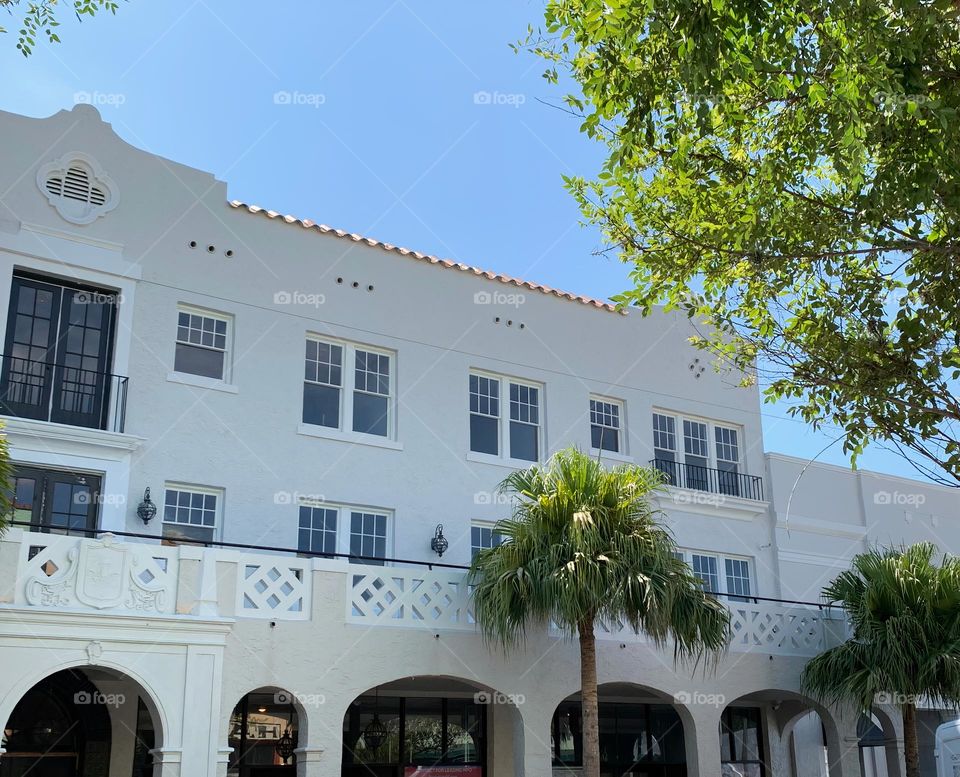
[649, 458, 764, 502]
[0, 353, 128, 433]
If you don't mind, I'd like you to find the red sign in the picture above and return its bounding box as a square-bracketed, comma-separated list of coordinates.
[403, 768, 482, 777]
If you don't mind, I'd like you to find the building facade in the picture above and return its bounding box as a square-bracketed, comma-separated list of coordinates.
[0, 104, 955, 777]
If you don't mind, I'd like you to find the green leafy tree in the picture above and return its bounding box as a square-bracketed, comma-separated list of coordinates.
[523, 0, 960, 484]
[802, 544, 960, 777]
[469, 448, 730, 777]
[1, 0, 121, 56]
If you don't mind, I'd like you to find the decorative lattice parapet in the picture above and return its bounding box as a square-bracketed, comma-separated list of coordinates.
[19, 532, 177, 615]
[348, 565, 476, 630]
[236, 558, 311, 620]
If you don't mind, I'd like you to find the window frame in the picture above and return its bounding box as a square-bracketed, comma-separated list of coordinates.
[302, 334, 397, 441]
[294, 499, 393, 563]
[589, 394, 626, 456]
[161, 483, 223, 544]
[173, 304, 233, 382]
[468, 370, 544, 464]
[675, 548, 755, 600]
[651, 410, 745, 476]
[470, 521, 505, 560]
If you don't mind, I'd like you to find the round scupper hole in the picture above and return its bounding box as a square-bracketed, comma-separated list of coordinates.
[188, 240, 197, 249]
[206, 245, 216, 253]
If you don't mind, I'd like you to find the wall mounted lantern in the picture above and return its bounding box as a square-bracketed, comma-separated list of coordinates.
[430, 524, 449, 557]
[136, 488, 157, 524]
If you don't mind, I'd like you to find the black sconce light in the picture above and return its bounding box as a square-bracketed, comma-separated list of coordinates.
[137, 488, 157, 524]
[275, 727, 296, 764]
[430, 523, 449, 557]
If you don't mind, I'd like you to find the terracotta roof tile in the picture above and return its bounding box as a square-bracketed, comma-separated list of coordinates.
[229, 201, 621, 313]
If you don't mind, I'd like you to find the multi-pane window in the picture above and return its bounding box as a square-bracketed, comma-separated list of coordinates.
[590, 397, 623, 453]
[720, 707, 764, 776]
[302, 337, 395, 439]
[294, 502, 391, 563]
[303, 339, 343, 428]
[715, 426, 741, 496]
[469, 374, 500, 455]
[298, 505, 337, 556]
[353, 350, 390, 436]
[471, 524, 505, 560]
[509, 383, 540, 462]
[469, 372, 542, 462]
[690, 553, 720, 594]
[350, 511, 388, 565]
[162, 485, 220, 545]
[724, 558, 752, 601]
[652, 411, 746, 494]
[174, 308, 229, 380]
[678, 550, 754, 599]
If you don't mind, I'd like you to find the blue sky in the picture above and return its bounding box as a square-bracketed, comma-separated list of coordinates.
[0, 1, 930, 481]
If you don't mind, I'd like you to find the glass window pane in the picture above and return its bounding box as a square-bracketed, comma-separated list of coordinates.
[353, 392, 388, 436]
[509, 421, 538, 461]
[303, 383, 340, 428]
[470, 414, 499, 455]
[174, 343, 225, 379]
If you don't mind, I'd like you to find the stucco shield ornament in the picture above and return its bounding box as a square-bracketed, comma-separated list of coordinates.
[76, 539, 129, 609]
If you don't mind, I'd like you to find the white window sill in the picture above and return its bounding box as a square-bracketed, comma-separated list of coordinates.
[589, 448, 634, 464]
[466, 451, 538, 470]
[297, 423, 403, 451]
[166, 371, 238, 394]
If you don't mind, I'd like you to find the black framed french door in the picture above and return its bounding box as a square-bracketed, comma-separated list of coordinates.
[10, 465, 102, 535]
[0, 274, 117, 429]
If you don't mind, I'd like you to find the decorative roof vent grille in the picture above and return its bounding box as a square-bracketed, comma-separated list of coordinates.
[44, 165, 108, 207]
[37, 153, 118, 225]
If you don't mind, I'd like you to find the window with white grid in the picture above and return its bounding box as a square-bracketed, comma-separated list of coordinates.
[724, 558, 752, 601]
[691, 553, 720, 594]
[683, 419, 709, 458]
[469, 373, 500, 455]
[350, 511, 389, 566]
[303, 339, 343, 429]
[509, 382, 540, 461]
[590, 397, 623, 454]
[471, 524, 505, 560]
[175, 308, 230, 380]
[298, 505, 337, 556]
[162, 485, 220, 545]
[470, 372, 543, 462]
[302, 337, 395, 439]
[353, 349, 391, 436]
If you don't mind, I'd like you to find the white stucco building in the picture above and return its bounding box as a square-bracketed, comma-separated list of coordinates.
[0, 104, 955, 777]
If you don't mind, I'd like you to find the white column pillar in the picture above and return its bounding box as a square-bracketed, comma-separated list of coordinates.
[295, 746, 338, 777]
[150, 747, 182, 777]
[215, 747, 233, 777]
[824, 711, 863, 777]
[682, 701, 722, 777]
[518, 704, 553, 777]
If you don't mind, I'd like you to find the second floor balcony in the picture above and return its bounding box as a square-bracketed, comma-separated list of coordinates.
[650, 458, 765, 502]
[0, 353, 128, 433]
[1, 526, 841, 658]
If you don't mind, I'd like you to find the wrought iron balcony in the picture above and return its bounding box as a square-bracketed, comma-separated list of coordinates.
[0, 353, 128, 433]
[649, 458, 764, 502]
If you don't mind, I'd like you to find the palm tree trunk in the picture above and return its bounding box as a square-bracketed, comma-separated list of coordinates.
[903, 702, 920, 777]
[578, 618, 601, 777]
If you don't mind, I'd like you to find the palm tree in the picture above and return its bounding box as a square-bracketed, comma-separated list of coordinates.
[802, 544, 960, 777]
[468, 447, 730, 777]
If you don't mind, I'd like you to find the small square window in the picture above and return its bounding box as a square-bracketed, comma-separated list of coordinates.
[471, 524, 505, 560]
[349, 511, 388, 565]
[162, 485, 220, 546]
[174, 308, 230, 380]
[590, 398, 622, 453]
